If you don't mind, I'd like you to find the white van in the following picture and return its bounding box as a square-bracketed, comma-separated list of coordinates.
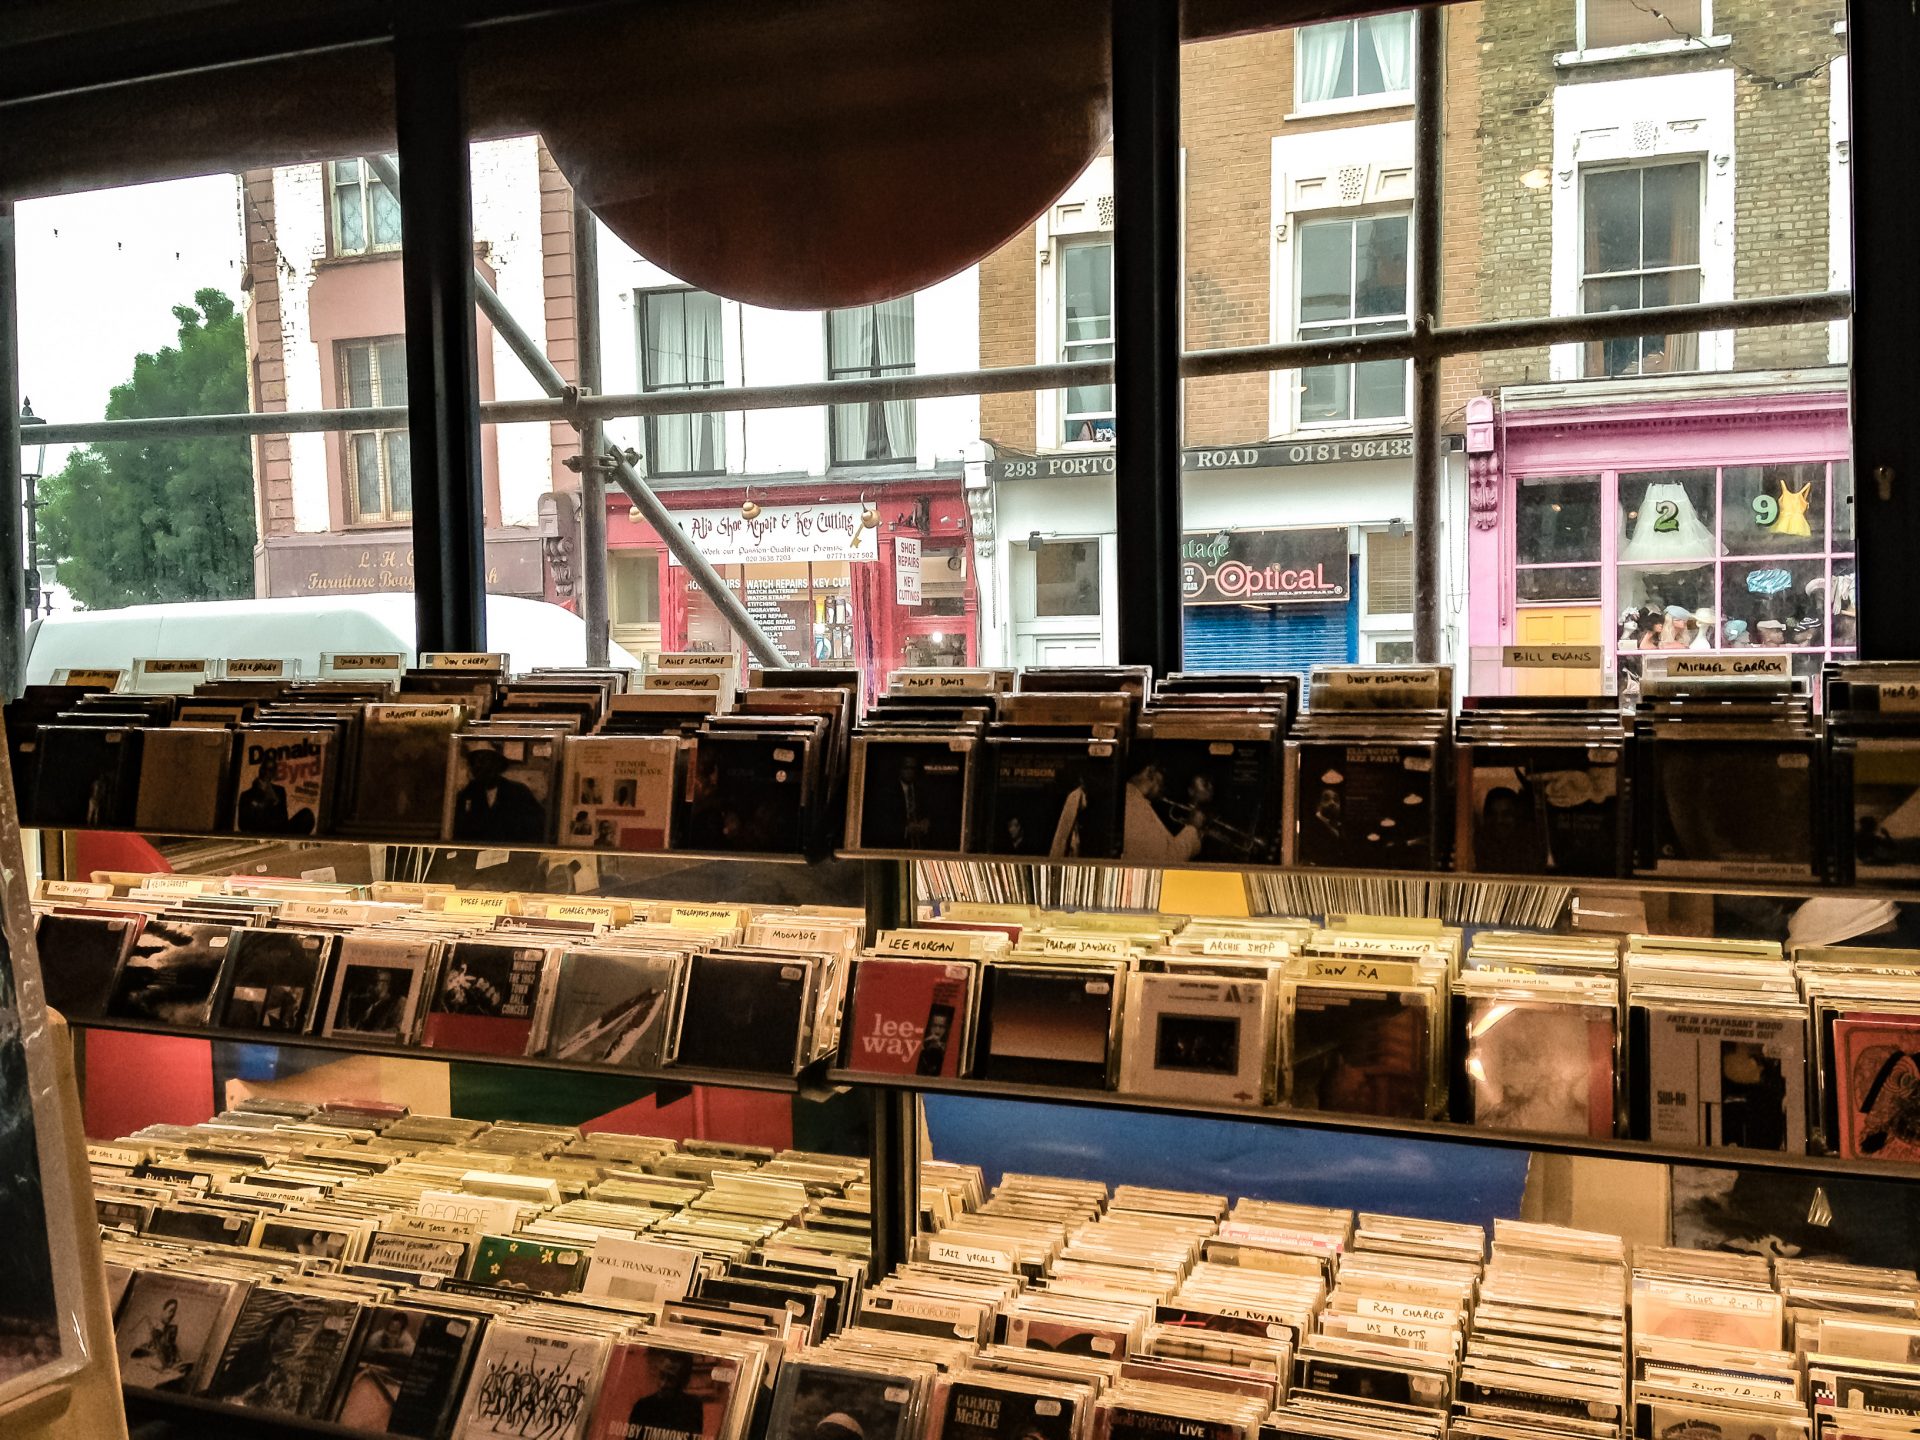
[25, 594, 639, 686]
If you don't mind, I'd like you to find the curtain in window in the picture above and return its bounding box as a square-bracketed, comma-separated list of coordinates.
[687, 293, 725, 472]
[1298, 23, 1351, 104]
[873, 298, 915, 459]
[1365, 15, 1413, 94]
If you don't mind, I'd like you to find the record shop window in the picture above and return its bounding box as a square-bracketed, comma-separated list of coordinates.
[829, 298, 916, 465]
[1297, 212, 1410, 425]
[339, 338, 411, 524]
[1295, 12, 1414, 110]
[327, 156, 402, 257]
[1581, 162, 1703, 379]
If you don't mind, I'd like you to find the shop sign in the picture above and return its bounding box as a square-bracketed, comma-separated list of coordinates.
[1180, 527, 1350, 605]
[663, 502, 878, 566]
[988, 434, 1413, 482]
[894, 536, 923, 605]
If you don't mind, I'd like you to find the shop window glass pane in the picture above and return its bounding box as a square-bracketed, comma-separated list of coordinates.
[1832, 563, 1859, 648]
[383, 433, 412, 514]
[1724, 463, 1825, 554]
[1619, 562, 1717, 650]
[353, 434, 382, 517]
[375, 339, 408, 406]
[1618, 469, 1716, 561]
[1721, 557, 1830, 649]
[1517, 476, 1601, 565]
[1517, 567, 1603, 603]
[1299, 222, 1353, 324]
[1035, 541, 1101, 617]
[1833, 461, 1855, 548]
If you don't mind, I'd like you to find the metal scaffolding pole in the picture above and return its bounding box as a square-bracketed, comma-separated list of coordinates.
[1410, 5, 1444, 663]
[573, 194, 609, 668]
[366, 159, 780, 667]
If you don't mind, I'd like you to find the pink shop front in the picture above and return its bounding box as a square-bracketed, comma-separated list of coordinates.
[1464, 372, 1853, 700]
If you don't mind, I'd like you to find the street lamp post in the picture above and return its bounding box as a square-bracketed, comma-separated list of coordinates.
[19, 400, 46, 619]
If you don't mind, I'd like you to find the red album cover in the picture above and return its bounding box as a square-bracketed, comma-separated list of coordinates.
[419, 942, 547, 1056]
[1833, 1012, 1920, 1161]
[843, 958, 972, 1078]
[589, 1339, 741, 1440]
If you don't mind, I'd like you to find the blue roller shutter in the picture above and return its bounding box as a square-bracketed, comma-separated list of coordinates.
[1180, 557, 1359, 677]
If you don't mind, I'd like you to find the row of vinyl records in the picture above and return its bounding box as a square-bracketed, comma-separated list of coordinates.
[846, 657, 1920, 884]
[11, 654, 1920, 885]
[31, 873, 1920, 1161]
[90, 1097, 1920, 1440]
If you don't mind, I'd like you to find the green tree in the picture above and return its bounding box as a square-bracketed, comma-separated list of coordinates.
[38, 288, 257, 609]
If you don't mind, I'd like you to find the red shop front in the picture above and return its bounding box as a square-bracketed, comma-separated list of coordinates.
[605, 475, 979, 699]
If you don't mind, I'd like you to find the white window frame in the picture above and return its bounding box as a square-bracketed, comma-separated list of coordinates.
[327, 157, 401, 258]
[339, 337, 410, 524]
[1358, 524, 1415, 660]
[1270, 122, 1417, 438]
[638, 287, 729, 478]
[827, 297, 918, 466]
[1564, 0, 1726, 67]
[1057, 238, 1115, 445]
[1291, 13, 1416, 119]
[1549, 71, 1735, 382]
[1293, 210, 1413, 429]
[1033, 156, 1114, 450]
[1575, 160, 1707, 380]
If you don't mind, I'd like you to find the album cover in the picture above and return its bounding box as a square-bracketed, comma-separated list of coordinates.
[674, 955, 811, 1074]
[559, 735, 681, 852]
[421, 941, 553, 1056]
[851, 735, 976, 852]
[1119, 972, 1273, 1106]
[445, 732, 562, 846]
[363, 1232, 473, 1278]
[134, 725, 237, 834]
[1294, 1350, 1452, 1411]
[30, 724, 142, 827]
[1460, 996, 1614, 1137]
[938, 1376, 1080, 1440]
[201, 1287, 363, 1417]
[984, 736, 1122, 858]
[214, 927, 336, 1032]
[255, 1220, 356, 1262]
[347, 704, 468, 836]
[681, 733, 812, 853]
[1288, 985, 1429, 1118]
[840, 957, 974, 1079]
[334, 1305, 484, 1438]
[590, 1338, 744, 1440]
[113, 1270, 245, 1393]
[974, 963, 1118, 1089]
[1638, 739, 1819, 880]
[232, 726, 335, 836]
[1292, 741, 1442, 869]
[103, 919, 237, 1026]
[541, 948, 681, 1068]
[33, 911, 138, 1019]
[1845, 738, 1920, 882]
[767, 1361, 918, 1440]
[451, 1322, 609, 1440]
[468, 1235, 587, 1295]
[1460, 745, 1625, 876]
[1636, 1006, 1806, 1152]
[322, 933, 439, 1043]
[1833, 1014, 1920, 1161]
[1669, 1168, 1920, 1272]
[1122, 732, 1281, 866]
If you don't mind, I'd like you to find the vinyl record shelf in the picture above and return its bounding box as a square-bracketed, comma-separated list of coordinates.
[65, 1015, 833, 1097]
